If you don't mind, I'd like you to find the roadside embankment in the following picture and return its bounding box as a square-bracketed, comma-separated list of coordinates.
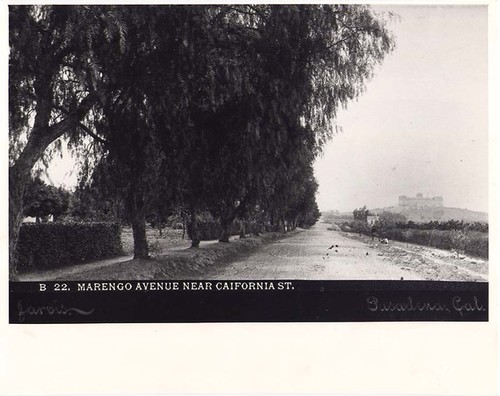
[20, 230, 302, 281]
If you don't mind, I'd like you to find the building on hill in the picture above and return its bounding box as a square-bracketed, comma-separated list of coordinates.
[398, 193, 443, 208]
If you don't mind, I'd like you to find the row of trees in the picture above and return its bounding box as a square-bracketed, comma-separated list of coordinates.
[349, 208, 488, 233]
[22, 176, 117, 224]
[23, 177, 71, 223]
[9, 5, 395, 273]
[353, 206, 371, 222]
[389, 219, 488, 233]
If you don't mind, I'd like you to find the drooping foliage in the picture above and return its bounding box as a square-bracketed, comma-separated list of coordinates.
[9, 5, 395, 272]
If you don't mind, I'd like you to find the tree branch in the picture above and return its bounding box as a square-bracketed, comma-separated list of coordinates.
[52, 99, 108, 145]
[327, 32, 362, 51]
[76, 122, 109, 145]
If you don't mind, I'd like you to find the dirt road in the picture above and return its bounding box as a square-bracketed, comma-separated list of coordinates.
[201, 222, 488, 281]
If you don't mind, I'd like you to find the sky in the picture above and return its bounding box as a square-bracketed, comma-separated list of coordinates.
[314, 5, 489, 213]
[43, 5, 490, 213]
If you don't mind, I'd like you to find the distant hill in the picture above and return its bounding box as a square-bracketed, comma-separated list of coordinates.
[369, 206, 488, 223]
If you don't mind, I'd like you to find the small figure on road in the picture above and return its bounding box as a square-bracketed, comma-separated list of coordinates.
[371, 226, 377, 241]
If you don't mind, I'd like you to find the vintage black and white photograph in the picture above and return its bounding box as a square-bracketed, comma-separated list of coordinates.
[7, 3, 491, 323]
[2, 1, 498, 395]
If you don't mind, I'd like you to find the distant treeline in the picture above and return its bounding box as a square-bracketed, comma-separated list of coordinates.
[387, 220, 488, 233]
[338, 219, 488, 259]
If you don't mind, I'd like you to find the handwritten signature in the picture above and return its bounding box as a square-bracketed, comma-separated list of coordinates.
[367, 295, 486, 316]
[17, 300, 95, 322]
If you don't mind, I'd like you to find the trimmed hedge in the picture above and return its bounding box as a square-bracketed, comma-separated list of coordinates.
[17, 222, 123, 271]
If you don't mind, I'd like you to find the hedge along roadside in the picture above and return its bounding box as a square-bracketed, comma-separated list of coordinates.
[17, 222, 123, 271]
[383, 228, 488, 259]
[339, 221, 488, 260]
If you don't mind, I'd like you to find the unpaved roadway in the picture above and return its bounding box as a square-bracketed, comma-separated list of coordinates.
[201, 222, 488, 281]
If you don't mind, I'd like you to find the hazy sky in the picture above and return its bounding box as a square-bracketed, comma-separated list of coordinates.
[314, 5, 489, 213]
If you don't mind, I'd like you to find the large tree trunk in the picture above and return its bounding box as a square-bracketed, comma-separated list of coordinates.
[239, 220, 246, 239]
[252, 222, 260, 237]
[187, 207, 200, 248]
[131, 210, 149, 259]
[279, 216, 287, 233]
[219, 221, 231, 243]
[270, 210, 281, 232]
[9, 127, 66, 277]
[9, 93, 97, 277]
[219, 212, 235, 243]
[127, 191, 149, 259]
[9, 167, 29, 279]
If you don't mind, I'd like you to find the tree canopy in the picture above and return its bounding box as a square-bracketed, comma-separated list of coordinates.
[23, 177, 70, 222]
[9, 5, 395, 271]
